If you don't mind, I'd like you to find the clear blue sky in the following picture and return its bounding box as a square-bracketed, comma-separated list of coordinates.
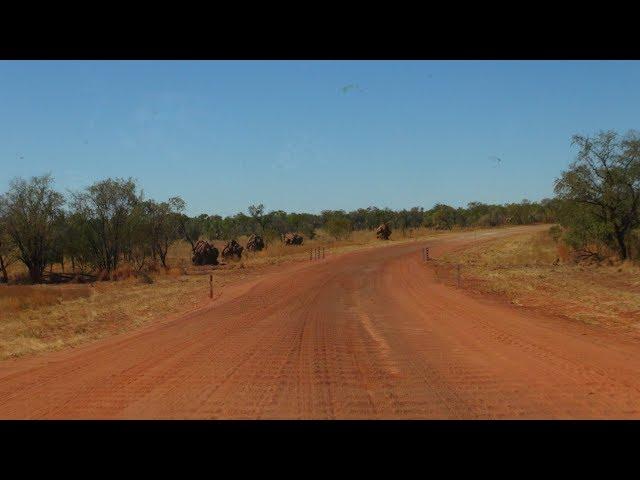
[1, 60, 639, 217]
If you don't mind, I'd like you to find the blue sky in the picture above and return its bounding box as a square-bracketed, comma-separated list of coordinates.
[1, 60, 639, 216]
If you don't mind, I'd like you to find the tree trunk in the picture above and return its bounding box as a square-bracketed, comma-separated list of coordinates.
[159, 249, 168, 269]
[615, 229, 628, 260]
[0, 256, 8, 283]
[29, 265, 44, 284]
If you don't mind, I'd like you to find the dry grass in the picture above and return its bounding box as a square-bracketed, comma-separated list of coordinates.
[0, 285, 93, 314]
[0, 266, 268, 360]
[441, 228, 640, 330]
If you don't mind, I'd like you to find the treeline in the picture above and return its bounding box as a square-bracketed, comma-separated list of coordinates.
[0, 176, 191, 283]
[0, 174, 556, 284]
[190, 200, 559, 244]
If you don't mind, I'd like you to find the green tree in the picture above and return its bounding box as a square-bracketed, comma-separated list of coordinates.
[248, 203, 265, 234]
[70, 177, 143, 272]
[145, 197, 185, 268]
[427, 204, 458, 230]
[555, 131, 640, 260]
[178, 215, 203, 250]
[0, 214, 18, 283]
[325, 214, 352, 240]
[0, 174, 65, 283]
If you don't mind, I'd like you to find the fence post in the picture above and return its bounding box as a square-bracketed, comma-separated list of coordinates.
[322, 247, 325, 259]
[426, 247, 429, 260]
[310, 249, 312, 261]
[209, 274, 213, 299]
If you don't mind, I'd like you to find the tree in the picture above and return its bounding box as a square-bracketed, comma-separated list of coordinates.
[70, 177, 142, 272]
[263, 210, 290, 242]
[555, 131, 640, 260]
[248, 203, 265, 234]
[0, 175, 65, 283]
[178, 215, 203, 250]
[0, 214, 18, 283]
[145, 196, 185, 268]
[63, 211, 95, 274]
[287, 212, 317, 239]
[325, 214, 352, 240]
[427, 204, 458, 230]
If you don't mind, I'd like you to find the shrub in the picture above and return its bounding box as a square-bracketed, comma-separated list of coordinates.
[548, 225, 563, 243]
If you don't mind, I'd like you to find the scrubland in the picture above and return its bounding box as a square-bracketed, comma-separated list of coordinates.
[441, 228, 640, 330]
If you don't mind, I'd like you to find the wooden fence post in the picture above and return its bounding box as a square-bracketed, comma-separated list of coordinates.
[209, 274, 213, 299]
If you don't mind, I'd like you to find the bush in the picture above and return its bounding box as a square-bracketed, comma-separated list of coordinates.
[548, 225, 563, 243]
[325, 216, 352, 240]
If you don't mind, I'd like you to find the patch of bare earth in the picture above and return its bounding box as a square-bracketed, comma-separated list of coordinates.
[440, 228, 640, 331]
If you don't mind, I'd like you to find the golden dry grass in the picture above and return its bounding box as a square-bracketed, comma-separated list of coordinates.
[0, 266, 268, 360]
[0, 285, 92, 313]
[442, 228, 640, 330]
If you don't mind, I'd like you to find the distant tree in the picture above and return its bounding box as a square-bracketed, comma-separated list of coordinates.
[145, 197, 185, 268]
[70, 177, 142, 272]
[205, 215, 224, 240]
[555, 130, 640, 260]
[427, 204, 458, 230]
[325, 214, 352, 240]
[178, 215, 203, 250]
[0, 174, 65, 283]
[263, 210, 290, 241]
[248, 203, 265, 234]
[287, 212, 317, 240]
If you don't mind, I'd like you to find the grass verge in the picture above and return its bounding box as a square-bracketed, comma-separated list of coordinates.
[441, 228, 640, 330]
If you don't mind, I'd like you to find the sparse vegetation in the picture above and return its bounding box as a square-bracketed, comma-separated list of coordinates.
[555, 130, 640, 261]
[442, 228, 640, 329]
[0, 174, 554, 285]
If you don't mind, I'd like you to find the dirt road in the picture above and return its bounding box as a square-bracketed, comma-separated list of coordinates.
[1, 225, 640, 419]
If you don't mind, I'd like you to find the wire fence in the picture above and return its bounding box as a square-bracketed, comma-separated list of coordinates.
[309, 247, 327, 261]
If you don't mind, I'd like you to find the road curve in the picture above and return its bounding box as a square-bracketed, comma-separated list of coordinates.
[1, 225, 640, 419]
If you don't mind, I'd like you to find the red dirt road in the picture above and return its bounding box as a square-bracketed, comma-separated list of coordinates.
[2, 226, 640, 419]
